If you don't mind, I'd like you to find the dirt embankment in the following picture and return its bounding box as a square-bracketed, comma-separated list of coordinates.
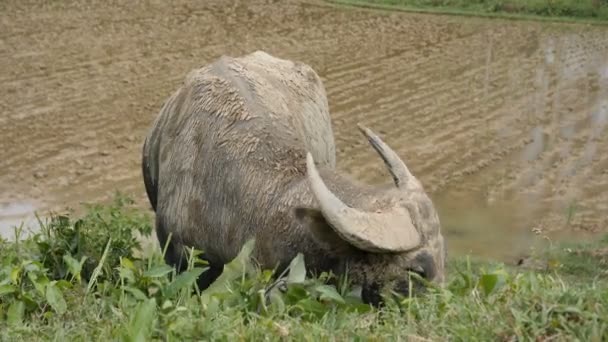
[1, 0, 607, 259]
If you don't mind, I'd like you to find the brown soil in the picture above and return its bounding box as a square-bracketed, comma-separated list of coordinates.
[1, 0, 607, 260]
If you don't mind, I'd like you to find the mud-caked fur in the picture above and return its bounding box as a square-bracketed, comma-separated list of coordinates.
[142, 51, 446, 305]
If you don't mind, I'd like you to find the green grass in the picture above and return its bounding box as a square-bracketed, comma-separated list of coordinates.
[328, 0, 608, 23]
[1, 194, 607, 340]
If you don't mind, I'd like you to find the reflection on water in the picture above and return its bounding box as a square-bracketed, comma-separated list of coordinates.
[0, 201, 41, 240]
[433, 189, 595, 263]
[432, 193, 530, 262]
[429, 23, 607, 262]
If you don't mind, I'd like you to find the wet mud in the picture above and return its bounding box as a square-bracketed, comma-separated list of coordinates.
[1, 0, 607, 261]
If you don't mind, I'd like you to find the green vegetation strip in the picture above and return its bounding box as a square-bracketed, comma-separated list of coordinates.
[1, 194, 607, 340]
[328, 0, 608, 24]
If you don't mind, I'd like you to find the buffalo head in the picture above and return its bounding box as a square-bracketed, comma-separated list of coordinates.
[296, 124, 446, 306]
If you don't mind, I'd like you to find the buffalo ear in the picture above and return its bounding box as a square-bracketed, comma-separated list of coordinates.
[294, 207, 356, 256]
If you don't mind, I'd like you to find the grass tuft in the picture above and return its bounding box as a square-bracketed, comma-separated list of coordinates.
[0, 194, 606, 340]
[328, 0, 608, 24]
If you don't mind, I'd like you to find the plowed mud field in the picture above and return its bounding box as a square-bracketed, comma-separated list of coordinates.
[1, 0, 607, 261]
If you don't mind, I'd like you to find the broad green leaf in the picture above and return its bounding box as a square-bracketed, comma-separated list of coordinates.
[0, 284, 16, 296]
[46, 283, 67, 315]
[143, 265, 174, 278]
[199, 294, 220, 315]
[284, 284, 309, 304]
[28, 271, 49, 296]
[225, 239, 255, 275]
[479, 274, 498, 296]
[55, 280, 72, 290]
[7, 300, 25, 325]
[261, 269, 274, 283]
[342, 296, 373, 313]
[10, 267, 20, 284]
[161, 300, 173, 310]
[42, 310, 55, 320]
[315, 284, 345, 304]
[205, 239, 255, 294]
[63, 254, 85, 278]
[128, 298, 157, 342]
[165, 268, 204, 298]
[121, 257, 136, 271]
[287, 253, 306, 284]
[23, 261, 41, 273]
[21, 293, 38, 311]
[123, 286, 149, 301]
[118, 267, 135, 284]
[296, 298, 328, 318]
[267, 288, 286, 314]
[491, 269, 510, 278]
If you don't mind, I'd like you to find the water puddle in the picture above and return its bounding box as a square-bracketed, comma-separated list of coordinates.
[0, 200, 42, 240]
[433, 190, 591, 263]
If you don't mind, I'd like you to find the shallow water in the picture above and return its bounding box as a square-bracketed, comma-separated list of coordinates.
[1, 0, 606, 261]
[0, 201, 40, 240]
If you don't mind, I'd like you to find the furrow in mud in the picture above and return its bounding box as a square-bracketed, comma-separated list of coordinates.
[334, 61, 528, 179]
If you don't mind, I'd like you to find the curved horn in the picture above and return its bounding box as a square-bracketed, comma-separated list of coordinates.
[306, 153, 421, 253]
[357, 123, 421, 190]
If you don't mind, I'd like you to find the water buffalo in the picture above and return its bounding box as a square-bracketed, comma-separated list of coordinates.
[141, 51, 446, 305]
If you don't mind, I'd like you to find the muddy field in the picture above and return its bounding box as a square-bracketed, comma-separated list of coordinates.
[1, 0, 607, 261]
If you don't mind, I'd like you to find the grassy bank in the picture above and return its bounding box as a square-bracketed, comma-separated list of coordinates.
[329, 0, 608, 23]
[1, 194, 607, 340]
